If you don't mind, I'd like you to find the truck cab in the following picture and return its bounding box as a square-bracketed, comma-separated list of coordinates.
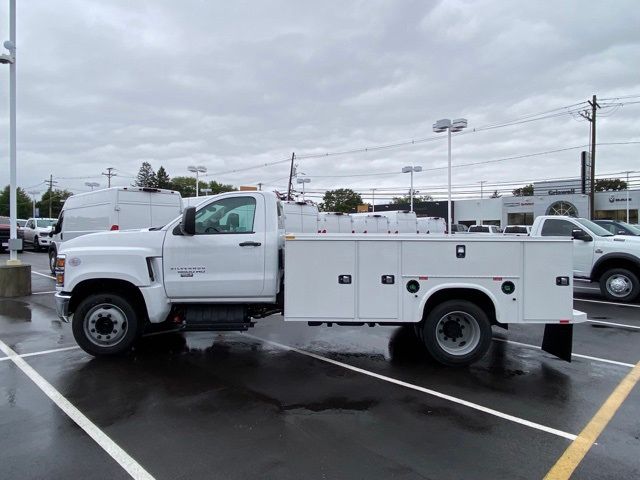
[530, 215, 640, 302]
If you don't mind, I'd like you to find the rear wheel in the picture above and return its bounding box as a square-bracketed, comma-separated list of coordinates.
[72, 292, 142, 356]
[599, 268, 640, 303]
[421, 300, 492, 367]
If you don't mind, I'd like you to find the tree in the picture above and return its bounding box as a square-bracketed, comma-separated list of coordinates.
[170, 176, 197, 197]
[319, 189, 363, 213]
[391, 194, 433, 204]
[36, 189, 72, 218]
[133, 161, 157, 187]
[490, 190, 502, 198]
[0, 185, 33, 218]
[512, 184, 534, 196]
[207, 180, 235, 195]
[595, 178, 627, 192]
[156, 166, 171, 189]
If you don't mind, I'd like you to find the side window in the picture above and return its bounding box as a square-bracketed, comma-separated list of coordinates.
[26, 220, 34, 229]
[194, 196, 256, 235]
[55, 213, 64, 233]
[603, 223, 616, 234]
[541, 219, 578, 236]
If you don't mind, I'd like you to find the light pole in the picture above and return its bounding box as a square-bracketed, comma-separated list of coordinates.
[296, 176, 311, 201]
[479, 180, 486, 225]
[433, 118, 468, 234]
[27, 190, 39, 217]
[188, 165, 207, 197]
[626, 171, 631, 223]
[371, 188, 377, 212]
[1, 0, 18, 264]
[402, 166, 422, 212]
[84, 182, 99, 191]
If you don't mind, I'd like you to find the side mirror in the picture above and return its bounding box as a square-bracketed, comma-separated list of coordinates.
[180, 206, 196, 235]
[617, 230, 626, 235]
[572, 229, 592, 242]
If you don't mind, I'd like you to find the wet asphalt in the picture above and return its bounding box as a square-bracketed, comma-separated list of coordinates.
[0, 252, 638, 479]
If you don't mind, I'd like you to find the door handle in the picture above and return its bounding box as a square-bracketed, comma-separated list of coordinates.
[239, 241, 262, 247]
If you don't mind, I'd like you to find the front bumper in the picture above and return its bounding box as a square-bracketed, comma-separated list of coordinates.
[55, 292, 72, 322]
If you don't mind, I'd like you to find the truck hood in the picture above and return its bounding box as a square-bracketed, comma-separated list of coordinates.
[595, 234, 640, 251]
[60, 229, 167, 257]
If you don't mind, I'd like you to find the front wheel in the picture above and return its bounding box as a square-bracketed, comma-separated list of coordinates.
[33, 236, 40, 251]
[599, 268, 640, 303]
[72, 292, 142, 356]
[49, 248, 57, 274]
[421, 300, 492, 367]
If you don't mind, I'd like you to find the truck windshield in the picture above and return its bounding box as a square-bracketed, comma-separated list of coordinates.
[575, 218, 614, 236]
[36, 219, 56, 228]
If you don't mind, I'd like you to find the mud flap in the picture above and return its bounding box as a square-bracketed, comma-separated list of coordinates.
[541, 324, 573, 362]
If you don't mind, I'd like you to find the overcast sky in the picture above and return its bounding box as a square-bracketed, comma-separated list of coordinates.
[1, 0, 639, 202]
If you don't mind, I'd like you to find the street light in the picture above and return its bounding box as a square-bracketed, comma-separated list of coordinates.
[433, 118, 468, 234]
[401, 166, 422, 212]
[296, 176, 311, 201]
[84, 182, 99, 191]
[2, 1, 19, 265]
[187, 165, 207, 197]
[27, 190, 39, 218]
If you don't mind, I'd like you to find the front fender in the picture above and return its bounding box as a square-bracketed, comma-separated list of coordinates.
[62, 247, 155, 291]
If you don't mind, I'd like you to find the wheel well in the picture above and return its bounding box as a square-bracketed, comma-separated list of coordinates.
[69, 279, 148, 320]
[592, 258, 640, 281]
[422, 288, 497, 325]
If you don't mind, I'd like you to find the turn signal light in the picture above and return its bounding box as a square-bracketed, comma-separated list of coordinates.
[56, 273, 64, 285]
[110, 224, 119, 231]
[56, 257, 65, 269]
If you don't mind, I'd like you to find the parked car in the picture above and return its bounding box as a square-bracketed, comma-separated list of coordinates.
[593, 220, 640, 236]
[503, 225, 532, 235]
[468, 225, 503, 234]
[48, 187, 183, 273]
[530, 216, 640, 302]
[450, 223, 469, 233]
[22, 217, 56, 251]
[0, 216, 10, 253]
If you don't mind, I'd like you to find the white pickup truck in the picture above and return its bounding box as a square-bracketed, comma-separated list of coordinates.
[530, 216, 640, 303]
[55, 191, 585, 366]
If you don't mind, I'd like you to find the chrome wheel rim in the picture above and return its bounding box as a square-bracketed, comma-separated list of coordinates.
[606, 274, 632, 298]
[83, 303, 128, 347]
[435, 311, 481, 356]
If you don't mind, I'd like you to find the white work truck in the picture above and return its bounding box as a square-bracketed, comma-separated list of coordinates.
[530, 215, 640, 302]
[55, 191, 585, 366]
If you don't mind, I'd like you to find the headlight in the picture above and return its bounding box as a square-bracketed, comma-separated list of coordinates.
[55, 254, 66, 287]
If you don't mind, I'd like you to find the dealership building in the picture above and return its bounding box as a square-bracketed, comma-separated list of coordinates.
[453, 180, 638, 227]
[374, 179, 638, 227]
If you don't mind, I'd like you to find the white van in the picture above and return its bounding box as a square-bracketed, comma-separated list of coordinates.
[360, 211, 417, 233]
[351, 214, 390, 233]
[417, 217, 446, 234]
[281, 201, 319, 233]
[318, 212, 353, 233]
[48, 187, 183, 272]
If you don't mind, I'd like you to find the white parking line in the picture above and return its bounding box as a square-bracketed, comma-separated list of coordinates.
[0, 345, 80, 362]
[575, 298, 640, 309]
[21, 250, 37, 255]
[0, 338, 154, 480]
[587, 319, 640, 330]
[492, 338, 635, 368]
[31, 271, 54, 280]
[246, 334, 578, 441]
[32, 291, 57, 295]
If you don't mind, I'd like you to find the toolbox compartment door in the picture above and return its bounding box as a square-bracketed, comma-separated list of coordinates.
[358, 241, 400, 319]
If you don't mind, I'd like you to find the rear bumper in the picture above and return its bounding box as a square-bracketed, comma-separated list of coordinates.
[572, 309, 587, 323]
[55, 292, 72, 323]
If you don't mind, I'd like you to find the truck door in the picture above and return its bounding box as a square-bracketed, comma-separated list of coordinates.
[540, 218, 594, 277]
[163, 194, 266, 299]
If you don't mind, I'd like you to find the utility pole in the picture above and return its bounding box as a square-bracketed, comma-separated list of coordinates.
[580, 95, 600, 219]
[257, 183, 262, 191]
[479, 180, 486, 225]
[102, 167, 116, 188]
[286, 152, 295, 201]
[44, 174, 58, 218]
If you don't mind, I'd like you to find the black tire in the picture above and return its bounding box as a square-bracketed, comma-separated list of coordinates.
[599, 268, 640, 303]
[72, 292, 142, 356]
[33, 236, 40, 251]
[49, 248, 57, 274]
[421, 300, 492, 367]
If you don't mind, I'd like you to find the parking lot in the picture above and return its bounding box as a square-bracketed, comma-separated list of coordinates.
[1, 251, 638, 479]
